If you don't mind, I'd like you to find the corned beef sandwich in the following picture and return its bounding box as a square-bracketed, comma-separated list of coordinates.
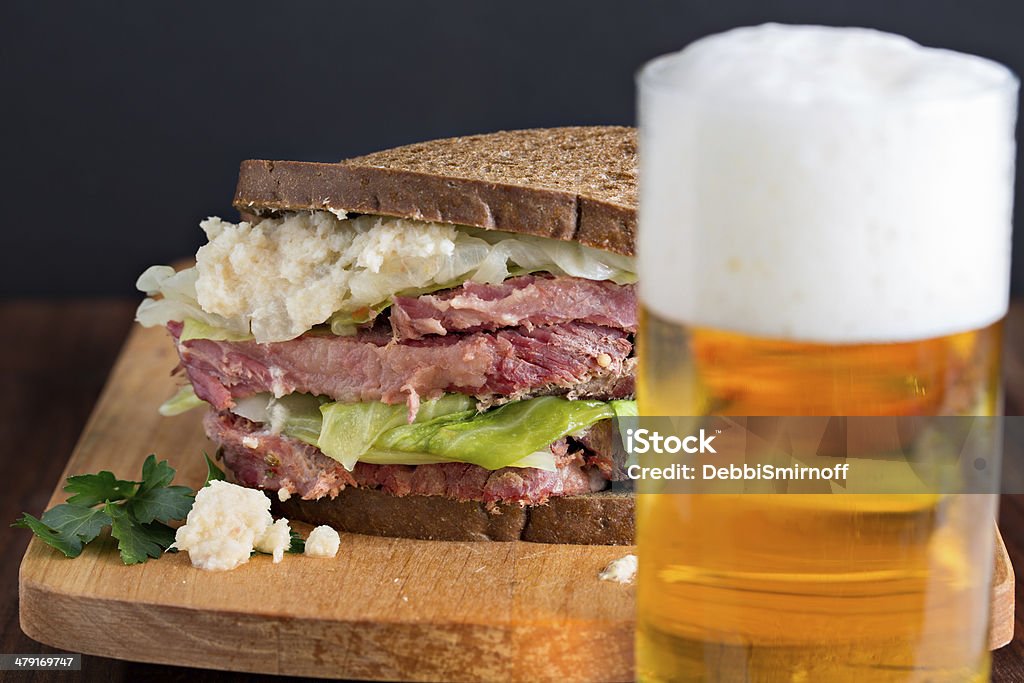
[136, 127, 638, 544]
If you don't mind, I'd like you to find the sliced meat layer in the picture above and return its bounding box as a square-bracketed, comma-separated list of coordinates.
[390, 275, 636, 340]
[572, 421, 617, 480]
[206, 411, 606, 506]
[174, 321, 634, 415]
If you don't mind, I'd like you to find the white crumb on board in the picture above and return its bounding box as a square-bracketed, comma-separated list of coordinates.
[599, 554, 638, 584]
[172, 480, 289, 571]
[305, 525, 341, 558]
[254, 518, 291, 564]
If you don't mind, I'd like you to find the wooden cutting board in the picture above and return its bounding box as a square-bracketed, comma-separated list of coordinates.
[18, 324, 1015, 681]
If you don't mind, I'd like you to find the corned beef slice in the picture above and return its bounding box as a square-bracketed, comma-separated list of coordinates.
[175, 322, 634, 412]
[206, 411, 604, 506]
[390, 275, 637, 340]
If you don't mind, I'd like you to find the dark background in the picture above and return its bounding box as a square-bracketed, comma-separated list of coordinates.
[2, 0, 1023, 298]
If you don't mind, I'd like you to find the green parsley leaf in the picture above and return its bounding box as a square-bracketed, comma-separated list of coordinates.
[139, 454, 176, 493]
[126, 485, 194, 524]
[105, 503, 177, 565]
[16, 453, 201, 565]
[204, 453, 226, 486]
[12, 513, 80, 557]
[253, 529, 304, 557]
[287, 529, 305, 554]
[63, 471, 136, 507]
[42, 503, 112, 544]
[12, 505, 111, 558]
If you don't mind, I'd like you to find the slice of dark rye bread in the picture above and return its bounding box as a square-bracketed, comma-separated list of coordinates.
[275, 488, 634, 545]
[233, 126, 637, 545]
[233, 126, 637, 256]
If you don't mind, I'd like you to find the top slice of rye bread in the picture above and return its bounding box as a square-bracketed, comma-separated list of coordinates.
[233, 126, 637, 256]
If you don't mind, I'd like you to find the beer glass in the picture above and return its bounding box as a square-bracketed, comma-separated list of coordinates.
[636, 25, 1018, 682]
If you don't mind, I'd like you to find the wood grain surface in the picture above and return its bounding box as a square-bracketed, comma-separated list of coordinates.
[16, 317, 634, 682]
[3, 300, 1024, 682]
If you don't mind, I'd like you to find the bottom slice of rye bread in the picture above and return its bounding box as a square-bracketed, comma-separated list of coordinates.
[274, 488, 634, 545]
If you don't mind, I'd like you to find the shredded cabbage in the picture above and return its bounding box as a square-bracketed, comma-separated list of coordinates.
[610, 399, 639, 417]
[318, 395, 475, 470]
[179, 318, 253, 342]
[231, 393, 326, 437]
[504, 450, 558, 472]
[356, 447, 556, 470]
[135, 212, 635, 342]
[135, 266, 249, 335]
[208, 391, 634, 472]
[466, 228, 636, 285]
[158, 385, 207, 416]
[372, 396, 615, 470]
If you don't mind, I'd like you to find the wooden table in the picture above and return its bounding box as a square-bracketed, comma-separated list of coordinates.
[2, 299, 1023, 682]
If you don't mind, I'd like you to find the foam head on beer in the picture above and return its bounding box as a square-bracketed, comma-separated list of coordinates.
[635, 26, 1016, 681]
[638, 23, 1018, 343]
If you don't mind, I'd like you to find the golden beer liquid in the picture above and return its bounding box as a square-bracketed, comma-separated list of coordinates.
[636, 307, 1003, 682]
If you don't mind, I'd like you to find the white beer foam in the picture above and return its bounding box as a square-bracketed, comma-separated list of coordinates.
[639, 24, 1018, 342]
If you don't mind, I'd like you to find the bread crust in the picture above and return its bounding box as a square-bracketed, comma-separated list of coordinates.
[233, 127, 637, 256]
[236, 127, 637, 544]
[275, 488, 635, 545]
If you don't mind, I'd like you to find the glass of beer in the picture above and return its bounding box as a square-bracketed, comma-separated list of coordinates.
[636, 24, 1018, 682]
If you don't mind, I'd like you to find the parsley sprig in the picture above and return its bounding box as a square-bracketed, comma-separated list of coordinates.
[15, 453, 305, 565]
[14, 455, 194, 565]
[286, 529, 305, 554]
